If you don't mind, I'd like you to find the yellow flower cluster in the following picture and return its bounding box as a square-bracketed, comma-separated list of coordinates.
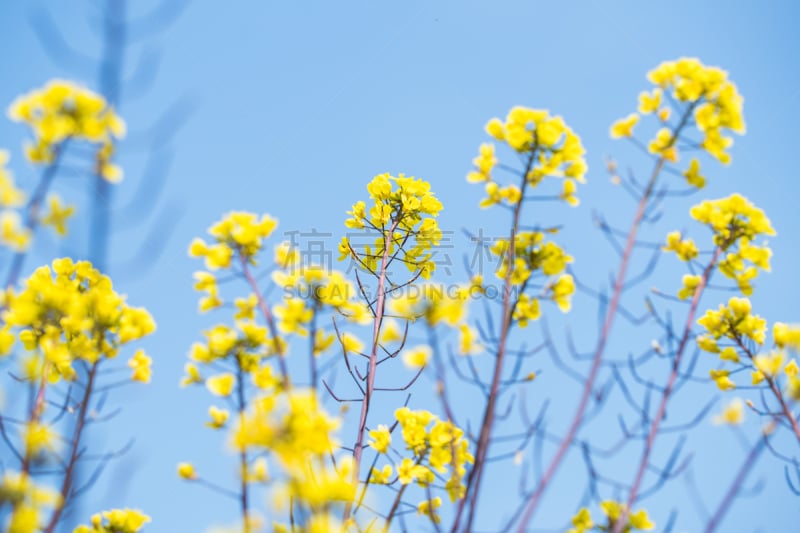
[690, 194, 774, 295]
[663, 231, 698, 262]
[342, 173, 442, 279]
[489, 231, 575, 316]
[1, 258, 156, 383]
[703, 316, 800, 399]
[272, 265, 370, 335]
[233, 390, 339, 463]
[190, 211, 278, 269]
[73, 508, 151, 533]
[611, 58, 745, 189]
[8, 80, 125, 178]
[233, 389, 357, 524]
[184, 320, 282, 392]
[697, 297, 769, 391]
[389, 283, 468, 326]
[697, 297, 766, 352]
[650, 58, 745, 163]
[0, 471, 61, 533]
[568, 501, 654, 533]
[0, 150, 30, 251]
[474, 106, 587, 208]
[369, 407, 473, 511]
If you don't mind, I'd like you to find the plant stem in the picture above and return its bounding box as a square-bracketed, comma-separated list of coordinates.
[343, 218, 399, 522]
[240, 255, 289, 385]
[612, 246, 722, 533]
[515, 103, 696, 532]
[236, 360, 251, 533]
[736, 339, 800, 446]
[454, 150, 534, 532]
[704, 421, 773, 533]
[45, 361, 99, 533]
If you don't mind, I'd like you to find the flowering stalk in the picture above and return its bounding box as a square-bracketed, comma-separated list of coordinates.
[44, 361, 100, 533]
[734, 339, 800, 445]
[235, 361, 251, 533]
[611, 246, 722, 533]
[455, 154, 532, 532]
[344, 218, 399, 521]
[240, 255, 288, 385]
[515, 101, 697, 533]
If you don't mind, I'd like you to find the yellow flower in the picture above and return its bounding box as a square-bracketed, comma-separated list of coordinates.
[41, 194, 75, 236]
[369, 464, 393, 484]
[339, 332, 363, 354]
[610, 113, 639, 138]
[274, 297, 312, 336]
[710, 369, 736, 391]
[178, 462, 197, 480]
[628, 508, 655, 530]
[684, 158, 705, 188]
[648, 127, 678, 161]
[663, 231, 698, 261]
[179, 362, 203, 387]
[417, 496, 442, 524]
[754, 351, 784, 379]
[127, 350, 152, 383]
[380, 319, 403, 344]
[570, 507, 593, 531]
[458, 324, 483, 355]
[8, 80, 126, 168]
[774, 322, 800, 350]
[638, 88, 662, 114]
[402, 345, 431, 369]
[206, 406, 230, 429]
[678, 274, 702, 300]
[551, 274, 575, 312]
[785, 359, 799, 378]
[0, 211, 31, 251]
[467, 143, 497, 183]
[713, 398, 745, 425]
[102, 509, 151, 532]
[368, 424, 391, 453]
[600, 500, 623, 521]
[23, 422, 59, 457]
[513, 294, 541, 327]
[559, 179, 580, 207]
[206, 373, 235, 397]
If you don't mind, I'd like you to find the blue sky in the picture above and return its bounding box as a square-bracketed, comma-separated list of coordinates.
[1, 1, 799, 531]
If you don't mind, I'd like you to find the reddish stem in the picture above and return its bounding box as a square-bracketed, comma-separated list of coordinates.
[454, 151, 534, 532]
[704, 421, 773, 533]
[45, 361, 99, 533]
[240, 255, 288, 385]
[612, 246, 722, 533]
[515, 104, 696, 532]
[343, 218, 399, 521]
